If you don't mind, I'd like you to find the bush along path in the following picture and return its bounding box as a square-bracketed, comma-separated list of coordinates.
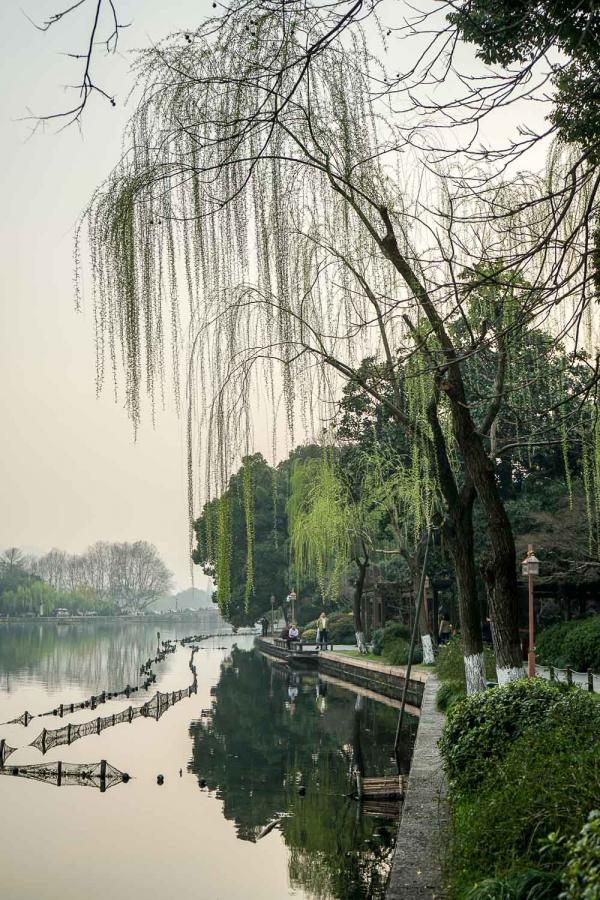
[533, 615, 600, 693]
[438, 678, 600, 899]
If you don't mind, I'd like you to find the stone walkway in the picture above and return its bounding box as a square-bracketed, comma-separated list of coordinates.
[386, 674, 448, 899]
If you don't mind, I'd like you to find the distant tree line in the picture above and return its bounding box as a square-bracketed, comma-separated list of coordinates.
[0, 542, 172, 616]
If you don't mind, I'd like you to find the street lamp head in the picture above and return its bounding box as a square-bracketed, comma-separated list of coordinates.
[521, 553, 540, 577]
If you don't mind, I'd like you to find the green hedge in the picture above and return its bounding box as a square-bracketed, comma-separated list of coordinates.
[371, 621, 422, 665]
[536, 620, 584, 668]
[537, 616, 600, 672]
[440, 679, 600, 898]
[562, 809, 600, 900]
[562, 618, 600, 672]
[439, 678, 578, 795]
[298, 611, 356, 644]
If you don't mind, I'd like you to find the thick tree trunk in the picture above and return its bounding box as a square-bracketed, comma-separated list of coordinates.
[426, 403, 485, 692]
[468, 446, 523, 679]
[444, 499, 486, 694]
[353, 553, 369, 654]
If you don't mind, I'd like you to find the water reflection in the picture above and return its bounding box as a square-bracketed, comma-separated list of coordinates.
[190, 647, 417, 899]
[0, 614, 221, 694]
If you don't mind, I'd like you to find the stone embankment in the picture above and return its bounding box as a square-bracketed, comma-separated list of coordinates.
[386, 674, 448, 899]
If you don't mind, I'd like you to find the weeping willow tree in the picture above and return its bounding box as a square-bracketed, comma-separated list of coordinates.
[78, 1, 599, 687]
[288, 452, 372, 653]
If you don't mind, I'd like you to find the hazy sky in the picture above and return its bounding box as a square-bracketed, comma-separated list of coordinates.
[0, 1, 214, 591]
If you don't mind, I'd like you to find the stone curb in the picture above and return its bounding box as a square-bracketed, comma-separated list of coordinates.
[385, 674, 448, 899]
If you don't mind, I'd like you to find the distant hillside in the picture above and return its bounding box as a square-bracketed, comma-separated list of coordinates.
[153, 587, 212, 612]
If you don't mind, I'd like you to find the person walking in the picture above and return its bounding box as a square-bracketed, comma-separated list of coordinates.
[260, 616, 269, 637]
[317, 611, 329, 649]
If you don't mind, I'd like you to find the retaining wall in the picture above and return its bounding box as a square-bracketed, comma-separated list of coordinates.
[386, 675, 448, 899]
[256, 638, 426, 708]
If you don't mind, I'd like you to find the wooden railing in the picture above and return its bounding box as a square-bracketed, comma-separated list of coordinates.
[536, 663, 599, 693]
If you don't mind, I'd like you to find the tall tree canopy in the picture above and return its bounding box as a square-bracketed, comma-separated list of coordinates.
[76, 1, 599, 685]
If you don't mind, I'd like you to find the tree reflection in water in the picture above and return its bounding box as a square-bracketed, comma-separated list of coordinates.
[0, 617, 220, 694]
[189, 647, 417, 899]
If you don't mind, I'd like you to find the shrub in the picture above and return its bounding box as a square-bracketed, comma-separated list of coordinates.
[536, 616, 600, 672]
[386, 638, 423, 666]
[370, 621, 422, 664]
[436, 635, 497, 686]
[537, 620, 582, 668]
[437, 635, 468, 683]
[439, 678, 576, 795]
[328, 612, 356, 643]
[437, 680, 466, 712]
[562, 618, 600, 673]
[301, 627, 316, 641]
[447, 704, 600, 896]
[371, 628, 385, 656]
[562, 809, 600, 900]
[381, 621, 411, 644]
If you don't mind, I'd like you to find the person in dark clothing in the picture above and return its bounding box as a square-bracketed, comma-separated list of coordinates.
[260, 617, 269, 636]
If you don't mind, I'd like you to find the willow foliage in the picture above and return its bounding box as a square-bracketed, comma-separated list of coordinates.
[78, 1, 600, 582]
[288, 455, 355, 601]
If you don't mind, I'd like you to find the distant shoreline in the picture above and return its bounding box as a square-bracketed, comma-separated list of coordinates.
[0, 612, 231, 626]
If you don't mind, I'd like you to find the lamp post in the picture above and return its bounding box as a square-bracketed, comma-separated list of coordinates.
[270, 595, 276, 635]
[287, 591, 297, 623]
[521, 545, 540, 678]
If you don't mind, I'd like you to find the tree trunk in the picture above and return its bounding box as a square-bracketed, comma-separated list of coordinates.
[377, 216, 523, 681]
[444, 498, 486, 694]
[426, 402, 485, 692]
[353, 552, 369, 654]
[468, 448, 523, 681]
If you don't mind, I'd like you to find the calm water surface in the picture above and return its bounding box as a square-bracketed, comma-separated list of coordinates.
[0, 622, 415, 900]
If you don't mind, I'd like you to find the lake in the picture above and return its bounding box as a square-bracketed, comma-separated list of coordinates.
[0, 621, 415, 900]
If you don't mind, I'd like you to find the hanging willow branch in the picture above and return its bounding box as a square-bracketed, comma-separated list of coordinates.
[77, 1, 600, 611]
